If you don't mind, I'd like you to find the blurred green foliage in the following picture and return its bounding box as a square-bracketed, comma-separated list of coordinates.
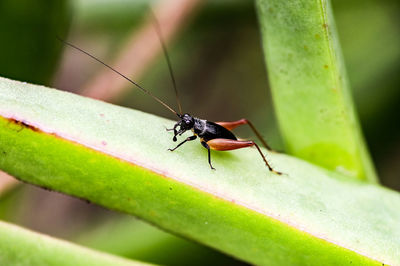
[332, 0, 400, 189]
[0, 0, 71, 85]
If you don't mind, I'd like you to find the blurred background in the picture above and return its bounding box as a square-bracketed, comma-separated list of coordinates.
[0, 0, 399, 265]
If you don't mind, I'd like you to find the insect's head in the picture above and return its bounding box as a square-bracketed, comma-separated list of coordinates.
[172, 113, 195, 141]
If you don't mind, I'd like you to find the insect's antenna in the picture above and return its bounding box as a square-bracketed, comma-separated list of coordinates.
[56, 36, 180, 117]
[149, 8, 183, 115]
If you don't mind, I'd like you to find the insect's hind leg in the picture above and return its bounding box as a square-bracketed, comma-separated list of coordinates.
[206, 138, 281, 175]
[201, 141, 215, 170]
[252, 142, 282, 175]
[216, 119, 275, 151]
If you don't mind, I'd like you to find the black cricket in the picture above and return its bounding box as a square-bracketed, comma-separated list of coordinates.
[166, 113, 280, 174]
[59, 10, 281, 175]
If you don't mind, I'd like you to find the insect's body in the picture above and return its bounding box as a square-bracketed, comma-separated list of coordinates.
[193, 119, 237, 142]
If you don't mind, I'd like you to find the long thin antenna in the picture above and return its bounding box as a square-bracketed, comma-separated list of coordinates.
[149, 8, 183, 115]
[57, 36, 180, 117]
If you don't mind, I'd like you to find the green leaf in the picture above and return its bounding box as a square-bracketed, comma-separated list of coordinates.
[256, 0, 377, 182]
[0, 220, 150, 266]
[0, 77, 399, 265]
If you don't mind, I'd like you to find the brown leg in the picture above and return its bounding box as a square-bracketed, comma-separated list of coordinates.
[216, 119, 248, 130]
[216, 119, 274, 151]
[206, 138, 281, 175]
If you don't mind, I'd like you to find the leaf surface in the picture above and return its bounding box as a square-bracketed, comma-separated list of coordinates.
[0, 77, 399, 265]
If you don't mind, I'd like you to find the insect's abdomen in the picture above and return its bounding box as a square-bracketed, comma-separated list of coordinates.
[199, 121, 237, 142]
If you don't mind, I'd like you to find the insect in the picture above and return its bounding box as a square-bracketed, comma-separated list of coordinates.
[58, 11, 281, 175]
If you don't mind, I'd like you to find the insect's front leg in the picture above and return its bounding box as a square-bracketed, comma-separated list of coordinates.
[166, 123, 180, 141]
[168, 135, 197, 151]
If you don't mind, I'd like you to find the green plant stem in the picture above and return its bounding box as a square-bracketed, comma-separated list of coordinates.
[256, 0, 377, 183]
